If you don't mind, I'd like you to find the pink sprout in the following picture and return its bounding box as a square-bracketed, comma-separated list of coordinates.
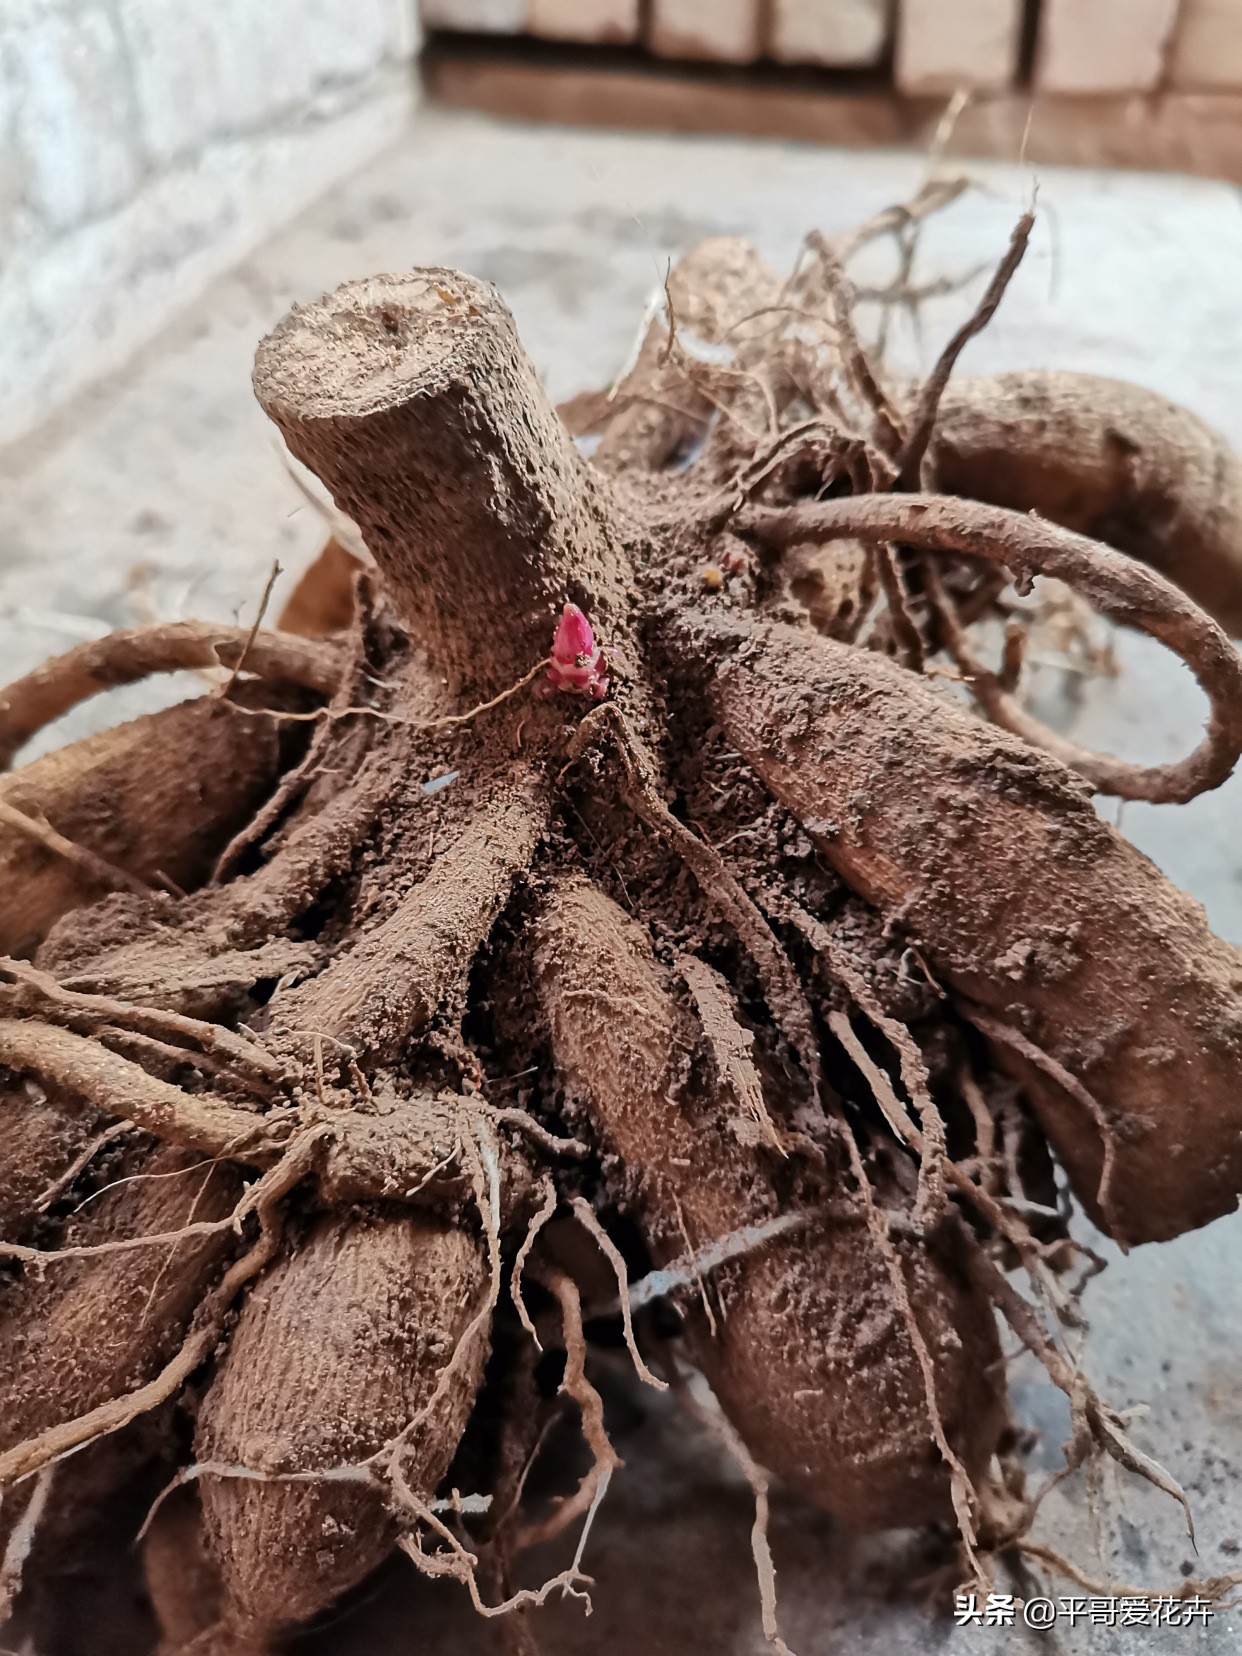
[546, 602, 609, 700]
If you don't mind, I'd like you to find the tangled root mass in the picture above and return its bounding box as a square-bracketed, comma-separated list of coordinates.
[3, 188, 1242, 1652]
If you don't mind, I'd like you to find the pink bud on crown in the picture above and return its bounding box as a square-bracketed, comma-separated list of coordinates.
[546, 602, 609, 700]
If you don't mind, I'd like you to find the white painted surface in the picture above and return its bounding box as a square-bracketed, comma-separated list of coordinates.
[1037, 0, 1180, 93]
[0, 0, 418, 445]
[895, 0, 1025, 93]
[769, 0, 891, 66]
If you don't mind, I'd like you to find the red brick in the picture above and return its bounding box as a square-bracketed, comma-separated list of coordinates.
[528, 0, 639, 43]
[1168, 0, 1242, 89]
[769, 0, 890, 67]
[896, 0, 1024, 94]
[1037, 0, 1179, 94]
[649, 0, 763, 63]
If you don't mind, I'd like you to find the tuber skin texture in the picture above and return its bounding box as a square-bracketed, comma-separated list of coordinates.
[196, 1209, 489, 1640]
[933, 370, 1242, 635]
[0, 1079, 103, 1239]
[705, 616, 1242, 1247]
[0, 1145, 242, 1570]
[0, 686, 313, 959]
[0, 1147, 241, 1450]
[532, 876, 1005, 1529]
[4, 203, 1242, 1647]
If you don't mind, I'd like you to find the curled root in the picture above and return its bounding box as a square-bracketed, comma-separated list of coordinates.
[0, 621, 343, 768]
[6, 208, 1242, 1649]
[738, 492, 1242, 803]
[396, 1490, 591, 1621]
[932, 369, 1242, 635]
[0, 690, 306, 957]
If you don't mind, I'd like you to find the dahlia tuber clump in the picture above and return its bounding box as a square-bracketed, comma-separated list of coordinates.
[3, 187, 1242, 1653]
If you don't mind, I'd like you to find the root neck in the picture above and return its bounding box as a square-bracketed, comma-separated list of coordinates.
[254, 269, 633, 700]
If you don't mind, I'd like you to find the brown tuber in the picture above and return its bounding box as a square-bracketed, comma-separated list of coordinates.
[196, 1209, 489, 1643]
[3, 193, 1242, 1650]
[706, 617, 1242, 1247]
[0, 1144, 242, 1580]
[0, 687, 314, 959]
[533, 875, 1005, 1529]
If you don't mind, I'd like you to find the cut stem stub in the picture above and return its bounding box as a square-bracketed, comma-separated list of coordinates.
[254, 269, 633, 701]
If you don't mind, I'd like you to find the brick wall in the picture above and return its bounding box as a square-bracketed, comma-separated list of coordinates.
[422, 0, 1242, 95]
[0, 0, 420, 445]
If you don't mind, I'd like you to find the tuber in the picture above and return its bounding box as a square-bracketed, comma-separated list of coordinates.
[2, 195, 1241, 1648]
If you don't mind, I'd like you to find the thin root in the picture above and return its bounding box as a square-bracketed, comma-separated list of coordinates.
[511, 1179, 558, 1349]
[0, 798, 152, 898]
[679, 952, 783, 1152]
[960, 1228, 1198, 1544]
[0, 1464, 56, 1619]
[1017, 1540, 1242, 1607]
[0, 1019, 282, 1164]
[510, 1264, 621, 1554]
[788, 900, 947, 1221]
[894, 211, 1034, 489]
[0, 621, 343, 768]
[663, 1351, 794, 1656]
[568, 1196, 667, 1391]
[832, 1084, 986, 1582]
[568, 703, 823, 1102]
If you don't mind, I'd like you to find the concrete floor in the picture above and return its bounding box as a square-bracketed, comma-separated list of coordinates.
[1, 107, 1240, 1654]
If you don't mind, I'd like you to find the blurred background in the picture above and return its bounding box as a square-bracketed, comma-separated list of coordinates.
[2, 0, 1242, 446]
[2, 5, 1242, 1653]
